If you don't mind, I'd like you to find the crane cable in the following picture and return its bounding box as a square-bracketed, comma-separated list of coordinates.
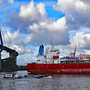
[0, 21, 6, 46]
[0, 18, 14, 50]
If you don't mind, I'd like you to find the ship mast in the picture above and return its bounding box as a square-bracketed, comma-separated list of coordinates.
[50, 39, 54, 50]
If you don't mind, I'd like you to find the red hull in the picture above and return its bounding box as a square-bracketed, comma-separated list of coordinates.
[27, 63, 90, 74]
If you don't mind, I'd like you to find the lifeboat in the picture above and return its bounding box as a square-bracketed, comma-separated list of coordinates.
[53, 56, 59, 58]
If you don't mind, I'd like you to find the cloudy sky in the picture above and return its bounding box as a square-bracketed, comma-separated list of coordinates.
[1, 0, 90, 65]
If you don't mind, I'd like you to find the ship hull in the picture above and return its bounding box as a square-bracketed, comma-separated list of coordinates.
[27, 63, 90, 74]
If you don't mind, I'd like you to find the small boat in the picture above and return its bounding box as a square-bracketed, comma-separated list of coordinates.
[3, 76, 28, 79]
[33, 75, 44, 78]
[43, 74, 52, 78]
[3, 74, 52, 79]
[44, 76, 52, 78]
[33, 74, 52, 78]
[3, 74, 28, 79]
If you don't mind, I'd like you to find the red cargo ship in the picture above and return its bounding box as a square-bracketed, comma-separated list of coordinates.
[27, 40, 90, 74]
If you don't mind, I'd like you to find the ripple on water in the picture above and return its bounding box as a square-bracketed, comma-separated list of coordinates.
[0, 71, 90, 90]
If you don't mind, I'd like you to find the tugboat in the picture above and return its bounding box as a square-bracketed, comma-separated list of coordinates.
[27, 40, 90, 74]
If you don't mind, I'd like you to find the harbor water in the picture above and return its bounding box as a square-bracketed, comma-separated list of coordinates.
[0, 70, 90, 90]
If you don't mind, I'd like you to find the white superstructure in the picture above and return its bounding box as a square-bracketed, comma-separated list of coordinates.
[36, 40, 60, 64]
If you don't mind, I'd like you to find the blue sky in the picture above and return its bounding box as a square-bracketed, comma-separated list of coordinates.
[1, 0, 90, 65]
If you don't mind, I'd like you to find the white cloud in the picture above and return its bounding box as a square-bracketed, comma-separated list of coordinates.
[4, 0, 70, 47]
[19, 0, 47, 22]
[1, 51, 9, 59]
[26, 47, 32, 54]
[24, 34, 32, 45]
[24, 17, 69, 45]
[4, 30, 23, 46]
[8, 0, 14, 4]
[53, 0, 90, 30]
[0, 0, 4, 4]
[45, 17, 67, 32]
[12, 44, 32, 55]
[17, 54, 36, 65]
[53, 0, 90, 14]
[53, 0, 74, 13]
[3, 0, 90, 65]
[75, 0, 88, 14]
[70, 32, 90, 49]
[5, 0, 47, 33]
[2, 30, 33, 55]
[76, 27, 90, 32]
[84, 50, 90, 55]
[13, 45, 25, 54]
[36, 3, 47, 17]
[29, 17, 67, 32]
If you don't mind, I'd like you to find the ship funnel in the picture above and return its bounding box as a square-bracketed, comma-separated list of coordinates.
[38, 45, 44, 55]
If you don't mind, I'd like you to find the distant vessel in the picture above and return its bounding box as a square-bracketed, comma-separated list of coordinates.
[27, 40, 90, 74]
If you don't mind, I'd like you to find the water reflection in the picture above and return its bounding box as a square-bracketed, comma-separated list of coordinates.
[0, 71, 90, 90]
